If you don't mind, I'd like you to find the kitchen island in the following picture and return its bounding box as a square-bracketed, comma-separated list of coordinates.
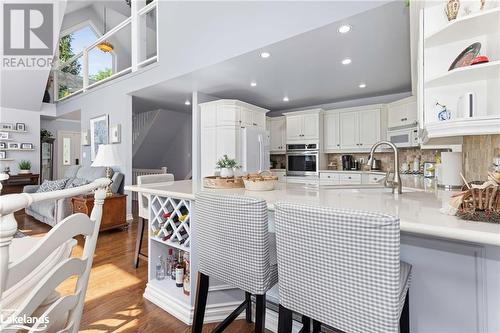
[126, 179, 500, 333]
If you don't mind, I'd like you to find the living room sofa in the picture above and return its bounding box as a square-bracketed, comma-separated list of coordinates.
[23, 165, 124, 226]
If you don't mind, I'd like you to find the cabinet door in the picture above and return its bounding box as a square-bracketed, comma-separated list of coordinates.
[216, 127, 239, 162]
[324, 113, 340, 150]
[201, 104, 217, 128]
[388, 98, 418, 128]
[286, 115, 303, 141]
[358, 109, 380, 148]
[252, 111, 266, 129]
[270, 117, 286, 151]
[201, 127, 217, 177]
[239, 107, 253, 127]
[217, 104, 240, 126]
[302, 113, 319, 140]
[339, 112, 359, 149]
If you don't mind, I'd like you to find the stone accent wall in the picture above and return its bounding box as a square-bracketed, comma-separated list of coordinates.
[462, 135, 500, 181]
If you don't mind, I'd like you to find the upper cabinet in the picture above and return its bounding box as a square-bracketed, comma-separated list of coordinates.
[387, 96, 418, 129]
[200, 99, 268, 129]
[420, 3, 500, 139]
[269, 116, 286, 152]
[324, 106, 383, 152]
[284, 109, 322, 143]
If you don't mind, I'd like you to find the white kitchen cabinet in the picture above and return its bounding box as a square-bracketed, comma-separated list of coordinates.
[199, 99, 269, 177]
[324, 112, 340, 151]
[387, 96, 418, 129]
[338, 173, 362, 185]
[284, 110, 322, 143]
[358, 109, 381, 148]
[336, 108, 381, 150]
[269, 117, 286, 152]
[339, 112, 359, 149]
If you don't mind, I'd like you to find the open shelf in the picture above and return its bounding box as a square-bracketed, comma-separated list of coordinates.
[150, 236, 190, 252]
[424, 115, 500, 139]
[0, 139, 14, 141]
[2, 148, 35, 151]
[0, 129, 28, 133]
[425, 7, 500, 48]
[425, 61, 500, 88]
[149, 278, 191, 303]
[0, 158, 14, 161]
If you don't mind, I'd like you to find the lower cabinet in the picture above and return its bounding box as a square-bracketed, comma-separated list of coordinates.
[319, 172, 385, 186]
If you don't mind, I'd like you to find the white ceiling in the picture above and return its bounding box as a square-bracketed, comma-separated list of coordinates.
[131, 1, 411, 112]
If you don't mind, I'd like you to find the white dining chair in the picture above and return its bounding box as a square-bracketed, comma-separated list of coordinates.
[0, 177, 110, 332]
[135, 173, 174, 268]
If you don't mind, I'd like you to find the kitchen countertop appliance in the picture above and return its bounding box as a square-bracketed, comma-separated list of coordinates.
[286, 144, 319, 176]
[342, 155, 354, 171]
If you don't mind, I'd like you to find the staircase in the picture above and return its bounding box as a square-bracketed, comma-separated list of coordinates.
[132, 109, 160, 156]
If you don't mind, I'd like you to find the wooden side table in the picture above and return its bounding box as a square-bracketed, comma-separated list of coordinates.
[71, 194, 128, 231]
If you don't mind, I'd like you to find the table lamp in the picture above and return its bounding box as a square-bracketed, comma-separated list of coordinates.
[91, 144, 121, 197]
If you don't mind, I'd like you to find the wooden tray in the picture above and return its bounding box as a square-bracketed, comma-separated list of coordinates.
[203, 176, 244, 189]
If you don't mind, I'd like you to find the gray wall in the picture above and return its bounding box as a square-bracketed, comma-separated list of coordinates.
[0, 107, 41, 174]
[133, 109, 192, 180]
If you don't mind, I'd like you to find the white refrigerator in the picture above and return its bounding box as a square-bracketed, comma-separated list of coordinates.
[240, 127, 270, 173]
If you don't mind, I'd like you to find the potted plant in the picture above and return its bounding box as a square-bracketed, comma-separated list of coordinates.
[216, 155, 239, 178]
[18, 160, 32, 174]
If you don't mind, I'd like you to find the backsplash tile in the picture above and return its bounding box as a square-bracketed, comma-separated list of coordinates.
[462, 135, 500, 181]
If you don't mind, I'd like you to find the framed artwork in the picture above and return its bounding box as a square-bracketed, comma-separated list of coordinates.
[90, 114, 109, 161]
[81, 129, 90, 146]
[110, 124, 121, 143]
[0, 142, 6, 149]
[0, 132, 8, 140]
[8, 142, 19, 149]
[0, 152, 5, 159]
[16, 123, 26, 131]
[1, 123, 14, 130]
[21, 143, 33, 149]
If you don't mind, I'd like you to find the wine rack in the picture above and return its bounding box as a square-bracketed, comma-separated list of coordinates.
[149, 195, 191, 252]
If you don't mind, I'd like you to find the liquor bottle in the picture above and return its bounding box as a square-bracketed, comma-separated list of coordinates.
[155, 255, 165, 280]
[183, 252, 190, 296]
[175, 251, 184, 287]
[165, 248, 174, 277]
[170, 251, 178, 280]
[174, 229, 189, 243]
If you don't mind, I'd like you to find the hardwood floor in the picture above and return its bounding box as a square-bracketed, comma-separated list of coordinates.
[15, 212, 265, 333]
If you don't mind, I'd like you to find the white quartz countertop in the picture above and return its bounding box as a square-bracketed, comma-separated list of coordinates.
[125, 180, 500, 246]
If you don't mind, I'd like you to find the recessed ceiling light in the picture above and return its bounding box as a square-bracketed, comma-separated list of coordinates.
[283, 96, 289, 102]
[250, 81, 257, 87]
[260, 52, 271, 58]
[342, 58, 352, 65]
[185, 100, 191, 105]
[358, 83, 366, 88]
[338, 24, 352, 34]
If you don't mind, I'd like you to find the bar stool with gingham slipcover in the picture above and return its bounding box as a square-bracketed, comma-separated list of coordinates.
[274, 202, 412, 333]
[192, 192, 278, 333]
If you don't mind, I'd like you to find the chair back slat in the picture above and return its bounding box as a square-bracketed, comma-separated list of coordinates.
[6, 214, 95, 290]
[0, 179, 109, 333]
[195, 192, 270, 295]
[274, 202, 401, 333]
[29, 295, 78, 332]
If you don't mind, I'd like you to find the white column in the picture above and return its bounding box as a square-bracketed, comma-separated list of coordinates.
[131, 0, 146, 71]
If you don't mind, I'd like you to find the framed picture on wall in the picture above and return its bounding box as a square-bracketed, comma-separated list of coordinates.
[81, 130, 90, 146]
[21, 143, 33, 150]
[0, 123, 14, 130]
[0, 142, 6, 149]
[90, 114, 109, 161]
[110, 124, 121, 143]
[0, 152, 5, 159]
[16, 123, 26, 131]
[0, 132, 8, 140]
[8, 143, 19, 149]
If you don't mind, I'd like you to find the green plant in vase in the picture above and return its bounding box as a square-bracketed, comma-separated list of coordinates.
[18, 160, 32, 174]
[216, 155, 240, 178]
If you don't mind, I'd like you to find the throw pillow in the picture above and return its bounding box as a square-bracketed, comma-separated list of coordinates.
[69, 178, 90, 188]
[36, 178, 69, 193]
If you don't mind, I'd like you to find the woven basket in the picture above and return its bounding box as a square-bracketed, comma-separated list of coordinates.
[457, 184, 500, 223]
[242, 171, 278, 191]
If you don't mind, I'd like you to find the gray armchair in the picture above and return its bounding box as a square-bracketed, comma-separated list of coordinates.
[24, 165, 124, 226]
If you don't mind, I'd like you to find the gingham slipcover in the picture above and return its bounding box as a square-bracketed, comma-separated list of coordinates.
[195, 192, 278, 295]
[274, 202, 412, 333]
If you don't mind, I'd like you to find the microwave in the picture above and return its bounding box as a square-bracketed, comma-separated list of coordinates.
[387, 127, 419, 147]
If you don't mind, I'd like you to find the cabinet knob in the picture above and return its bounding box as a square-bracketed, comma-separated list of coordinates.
[253, 123, 257, 126]
[337, 144, 340, 147]
[348, 177, 352, 179]
[401, 117, 407, 122]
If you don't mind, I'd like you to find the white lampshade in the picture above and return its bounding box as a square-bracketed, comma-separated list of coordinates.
[91, 144, 121, 167]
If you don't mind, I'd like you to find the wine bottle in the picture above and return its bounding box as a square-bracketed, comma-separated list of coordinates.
[183, 252, 190, 296]
[175, 251, 184, 287]
[170, 251, 178, 280]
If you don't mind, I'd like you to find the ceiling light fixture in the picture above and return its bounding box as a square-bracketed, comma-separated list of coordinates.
[338, 24, 352, 34]
[250, 82, 257, 87]
[342, 58, 352, 65]
[283, 96, 289, 102]
[260, 52, 271, 59]
[359, 83, 366, 88]
[185, 100, 191, 105]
